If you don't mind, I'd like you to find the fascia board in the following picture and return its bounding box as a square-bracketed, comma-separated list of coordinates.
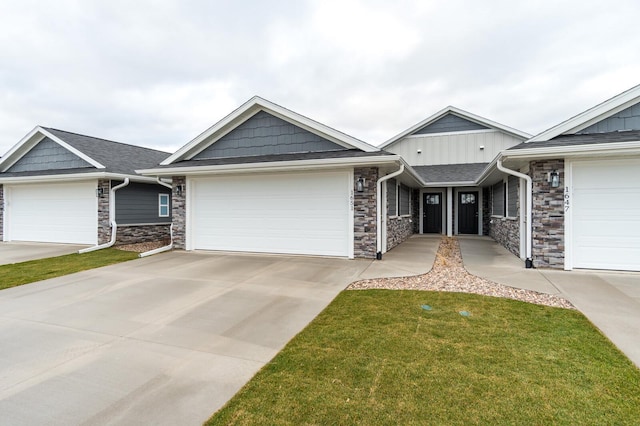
[501, 140, 640, 159]
[422, 180, 477, 187]
[0, 172, 159, 184]
[528, 84, 640, 142]
[39, 127, 105, 169]
[0, 127, 45, 172]
[161, 96, 378, 166]
[139, 155, 402, 176]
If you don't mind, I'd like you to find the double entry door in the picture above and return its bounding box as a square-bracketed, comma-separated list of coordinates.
[422, 191, 479, 234]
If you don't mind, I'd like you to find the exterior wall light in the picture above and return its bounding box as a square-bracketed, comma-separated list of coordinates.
[548, 171, 560, 188]
[175, 184, 184, 196]
[356, 177, 365, 192]
[96, 187, 104, 197]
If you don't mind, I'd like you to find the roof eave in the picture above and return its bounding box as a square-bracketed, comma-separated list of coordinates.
[0, 171, 161, 184]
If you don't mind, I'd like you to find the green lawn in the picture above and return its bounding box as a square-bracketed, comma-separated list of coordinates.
[0, 248, 139, 290]
[208, 290, 640, 425]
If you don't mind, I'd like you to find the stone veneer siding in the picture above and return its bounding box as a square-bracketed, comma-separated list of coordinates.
[386, 188, 418, 251]
[97, 179, 111, 244]
[354, 167, 378, 258]
[0, 184, 4, 240]
[488, 180, 520, 257]
[115, 224, 172, 245]
[482, 187, 491, 236]
[172, 176, 187, 249]
[531, 159, 565, 268]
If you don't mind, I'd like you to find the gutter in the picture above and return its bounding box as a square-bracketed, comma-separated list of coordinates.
[79, 178, 130, 253]
[376, 164, 405, 260]
[496, 160, 533, 268]
[139, 177, 174, 257]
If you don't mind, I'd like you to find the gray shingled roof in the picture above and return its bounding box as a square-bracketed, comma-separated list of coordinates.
[509, 130, 640, 150]
[413, 163, 489, 183]
[152, 149, 396, 169]
[43, 128, 170, 174]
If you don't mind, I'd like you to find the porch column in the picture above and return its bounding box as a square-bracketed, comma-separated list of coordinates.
[446, 187, 453, 237]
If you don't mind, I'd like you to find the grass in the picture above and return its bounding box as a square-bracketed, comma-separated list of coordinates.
[0, 248, 139, 290]
[208, 290, 640, 425]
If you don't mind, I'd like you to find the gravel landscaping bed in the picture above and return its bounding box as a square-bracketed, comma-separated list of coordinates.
[348, 237, 575, 309]
[116, 241, 167, 253]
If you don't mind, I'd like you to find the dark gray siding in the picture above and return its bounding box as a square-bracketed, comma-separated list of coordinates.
[114, 182, 171, 224]
[387, 178, 397, 216]
[193, 110, 346, 159]
[413, 114, 488, 135]
[492, 181, 505, 216]
[7, 137, 92, 172]
[580, 103, 640, 133]
[507, 175, 518, 217]
[399, 184, 411, 215]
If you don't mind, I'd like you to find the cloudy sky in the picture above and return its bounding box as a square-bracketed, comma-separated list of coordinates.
[1, 0, 639, 155]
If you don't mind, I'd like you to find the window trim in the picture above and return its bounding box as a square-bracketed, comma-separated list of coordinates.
[398, 183, 411, 217]
[158, 193, 170, 217]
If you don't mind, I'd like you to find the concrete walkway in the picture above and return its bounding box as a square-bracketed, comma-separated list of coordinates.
[359, 235, 439, 279]
[458, 236, 640, 369]
[0, 242, 89, 265]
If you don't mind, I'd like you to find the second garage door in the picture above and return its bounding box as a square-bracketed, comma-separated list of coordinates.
[190, 171, 352, 257]
[571, 158, 640, 271]
[5, 181, 98, 244]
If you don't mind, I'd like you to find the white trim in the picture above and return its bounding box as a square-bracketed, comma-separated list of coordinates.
[162, 96, 378, 165]
[185, 177, 193, 251]
[446, 187, 453, 237]
[0, 172, 161, 185]
[403, 128, 497, 138]
[158, 193, 170, 217]
[382, 180, 388, 253]
[38, 128, 105, 169]
[141, 155, 401, 176]
[380, 106, 531, 149]
[502, 140, 640, 159]
[348, 169, 355, 259]
[518, 172, 526, 260]
[564, 159, 573, 271]
[528, 84, 640, 142]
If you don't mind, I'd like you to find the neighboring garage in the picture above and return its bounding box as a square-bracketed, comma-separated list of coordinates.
[569, 158, 640, 272]
[189, 170, 352, 257]
[3, 181, 97, 245]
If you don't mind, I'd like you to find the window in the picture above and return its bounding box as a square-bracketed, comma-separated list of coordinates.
[507, 175, 518, 217]
[387, 179, 397, 216]
[460, 193, 476, 204]
[425, 194, 440, 205]
[159, 193, 170, 217]
[492, 182, 504, 216]
[399, 184, 410, 216]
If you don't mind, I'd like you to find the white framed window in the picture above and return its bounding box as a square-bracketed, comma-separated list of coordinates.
[387, 179, 397, 216]
[159, 193, 170, 217]
[491, 181, 505, 216]
[399, 184, 411, 216]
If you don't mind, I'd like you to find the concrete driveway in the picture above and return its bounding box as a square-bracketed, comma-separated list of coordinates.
[0, 251, 371, 425]
[0, 242, 89, 265]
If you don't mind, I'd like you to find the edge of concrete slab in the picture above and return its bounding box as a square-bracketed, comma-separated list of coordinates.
[358, 235, 440, 280]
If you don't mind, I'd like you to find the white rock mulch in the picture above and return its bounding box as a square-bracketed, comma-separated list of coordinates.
[348, 237, 575, 309]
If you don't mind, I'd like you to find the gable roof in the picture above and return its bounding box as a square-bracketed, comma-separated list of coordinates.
[528, 83, 640, 142]
[161, 96, 379, 166]
[0, 126, 170, 177]
[380, 106, 531, 149]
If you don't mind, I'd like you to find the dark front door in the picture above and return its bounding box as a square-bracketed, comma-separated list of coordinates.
[422, 193, 442, 233]
[458, 191, 478, 234]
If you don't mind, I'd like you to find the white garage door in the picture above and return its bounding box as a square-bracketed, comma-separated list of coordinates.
[572, 159, 640, 271]
[5, 182, 97, 244]
[190, 171, 351, 257]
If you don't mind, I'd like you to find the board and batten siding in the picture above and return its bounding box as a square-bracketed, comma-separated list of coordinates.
[386, 130, 524, 166]
[114, 182, 171, 225]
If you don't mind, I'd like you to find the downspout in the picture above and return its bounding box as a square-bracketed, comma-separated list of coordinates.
[376, 164, 404, 260]
[139, 177, 174, 257]
[497, 159, 533, 268]
[79, 178, 130, 253]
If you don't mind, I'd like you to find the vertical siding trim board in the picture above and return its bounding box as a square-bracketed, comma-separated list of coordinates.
[172, 176, 187, 249]
[97, 179, 111, 244]
[531, 159, 565, 269]
[0, 184, 4, 240]
[353, 167, 378, 258]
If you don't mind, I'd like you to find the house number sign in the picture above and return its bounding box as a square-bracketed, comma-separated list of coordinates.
[564, 187, 570, 212]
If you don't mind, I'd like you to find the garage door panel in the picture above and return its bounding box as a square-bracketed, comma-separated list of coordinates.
[7, 182, 97, 244]
[572, 159, 640, 271]
[191, 172, 351, 257]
